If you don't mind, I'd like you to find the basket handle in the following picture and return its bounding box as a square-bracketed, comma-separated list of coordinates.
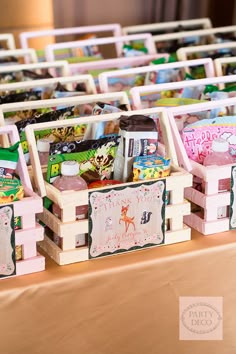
[69, 54, 169, 75]
[0, 91, 130, 114]
[0, 74, 97, 95]
[45, 34, 157, 62]
[99, 58, 215, 93]
[25, 107, 177, 197]
[177, 41, 236, 61]
[0, 125, 32, 190]
[123, 18, 212, 35]
[214, 57, 236, 88]
[20, 24, 122, 50]
[0, 60, 70, 77]
[167, 96, 236, 171]
[130, 74, 236, 109]
[0, 34, 16, 50]
[0, 49, 38, 64]
[152, 25, 236, 43]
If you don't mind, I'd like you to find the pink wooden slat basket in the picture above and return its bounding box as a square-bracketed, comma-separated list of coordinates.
[166, 97, 236, 235]
[0, 125, 44, 278]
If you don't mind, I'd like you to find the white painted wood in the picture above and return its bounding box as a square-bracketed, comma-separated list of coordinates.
[123, 18, 212, 35]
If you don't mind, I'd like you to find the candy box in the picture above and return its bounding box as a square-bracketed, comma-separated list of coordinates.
[133, 155, 171, 181]
[0, 178, 24, 204]
[113, 114, 158, 182]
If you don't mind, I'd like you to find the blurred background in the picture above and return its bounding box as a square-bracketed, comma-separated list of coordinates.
[0, 0, 235, 47]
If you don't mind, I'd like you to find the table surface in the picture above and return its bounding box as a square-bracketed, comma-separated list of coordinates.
[1, 229, 236, 354]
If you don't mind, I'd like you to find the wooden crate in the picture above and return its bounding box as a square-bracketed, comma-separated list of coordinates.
[167, 97, 236, 235]
[0, 125, 45, 277]
[25, 107, 192, 265]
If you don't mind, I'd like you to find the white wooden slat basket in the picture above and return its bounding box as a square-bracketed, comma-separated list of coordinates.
[25, 106, 192, 265]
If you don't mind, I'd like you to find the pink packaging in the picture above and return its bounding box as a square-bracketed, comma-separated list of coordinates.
[181, 116, 236, 163]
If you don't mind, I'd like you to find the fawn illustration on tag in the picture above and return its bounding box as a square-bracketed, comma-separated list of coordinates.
[88, 180, 166, 259]
[119, 204, 136, 232]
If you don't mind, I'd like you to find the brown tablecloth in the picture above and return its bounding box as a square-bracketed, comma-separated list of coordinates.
[1, 229, 236, 354]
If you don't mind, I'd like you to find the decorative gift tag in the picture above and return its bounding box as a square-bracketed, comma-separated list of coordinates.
[230, 165, 236, 229]
[0, 204, 16, 278]
[88, 179, 166, 259]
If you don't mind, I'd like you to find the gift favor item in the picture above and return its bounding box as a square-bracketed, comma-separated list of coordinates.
[203, 138, 234, 190]
[16, 106, 82, 163]
[52, 161, 88, 248]
[93, 101, 127, 138]
[144, 56, 179, 85]
[0, 142, 20, 179]
[52, 161, 88, 220]
[203, 138, 234, 219]
[47, 135, 120, 184]
[0, 69, 53, 85]
[0, 177, 24, 204]
[16, 106, 77, 134]
[37, 138, 54, 166]
[181, 116, 236, 163]
[133, 155, 171, 181]
[22, 69, 53, 80]
[122, 44, 148, 57]
[114, 114, 158, 182]
[155, 97, 206, 107]
[0, 90, 42, 104]
[0, 56, 18, 65]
